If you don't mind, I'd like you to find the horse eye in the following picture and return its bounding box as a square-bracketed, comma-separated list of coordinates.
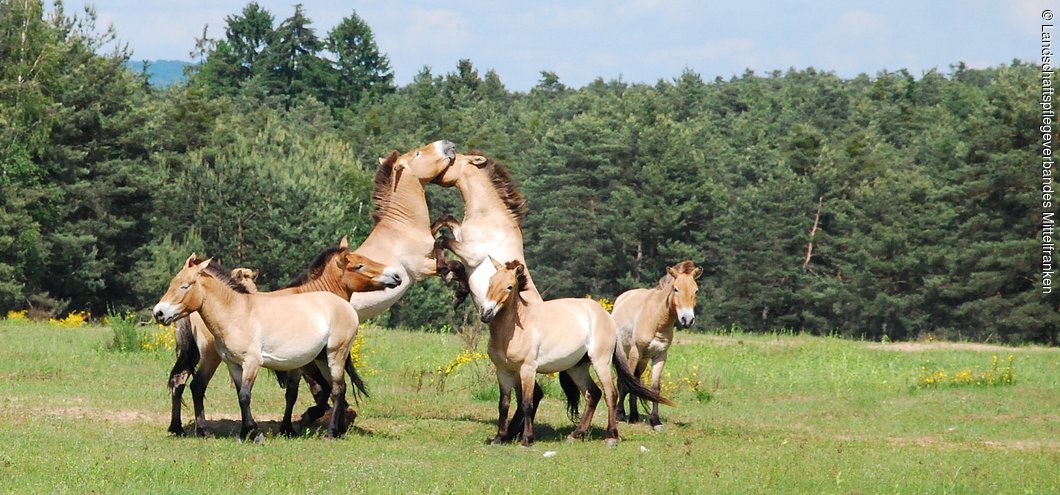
[356, 264, 365, 270]
[179, 283, 190, 290]
[506, 285, 513, 291]
[415, 151, 421, 157]
[674, 287, 679, 293]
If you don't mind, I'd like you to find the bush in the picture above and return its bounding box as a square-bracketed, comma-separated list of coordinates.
[108, 313, 144, 353]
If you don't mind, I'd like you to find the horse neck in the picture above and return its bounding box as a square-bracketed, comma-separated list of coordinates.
[488, 295, 528, 343]
[195, 277, 248, 343]
[272, 276, 349, 299]
[378, 176, 430, 228]
[456, 171, 519, 225]
[648, 285, 679, 330]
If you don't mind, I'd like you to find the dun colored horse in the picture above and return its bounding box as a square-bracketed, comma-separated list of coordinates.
[430, 152, 542, 307]
[612, 260, 702, 430]
[347, 140, 457, 319]
[156, 252, 385, 440]
[479, 258, 673, 447]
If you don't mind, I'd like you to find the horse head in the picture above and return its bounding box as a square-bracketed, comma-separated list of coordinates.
[389, 140, 456, 188]
[432, 153, 487, 187]
[153, 254, 212, 325]
[666, 261, 703, 328]
[480, 257, 527, 323]
[340, 250, 402, 292]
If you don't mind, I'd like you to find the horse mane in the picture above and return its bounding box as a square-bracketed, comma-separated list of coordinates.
[371, 152, 399, 224]
[505, 260, 529, 292]
[194, 256, 251, 294]
[466, 151, 527, 225]
[654, 260, 698, 289]
[284, 245, 343, 289]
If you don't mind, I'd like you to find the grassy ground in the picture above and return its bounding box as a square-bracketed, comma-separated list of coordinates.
[0, 320, 1057, 494]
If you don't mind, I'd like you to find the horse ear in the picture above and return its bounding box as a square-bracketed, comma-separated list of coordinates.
[469, 155, 488, 167]
[248, 269, 259, 282]
[514, 263, 525, 276]
[185, 254, 198, 268]
[197, 258, 213, 271]
[693, 266, 704, 279]
[339, 236, 349, 249]
[667, 266, 679, 278]
[489, 256, 503, 270]
[336, 252, 350, 269]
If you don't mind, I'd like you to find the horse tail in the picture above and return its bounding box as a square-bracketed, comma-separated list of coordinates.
[272, 369, 290, 389]
[613, 346, 675, 407]
[168, 316, 199, 398]
[345, 355, 370, 404]
[558, 370, 581, 423]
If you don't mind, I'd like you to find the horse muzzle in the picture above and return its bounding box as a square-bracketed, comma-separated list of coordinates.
[152, 302, 182, 325]
[676, 309, 696, 329]
[479, 301, 499, 323]
[378, 268, 402, 289]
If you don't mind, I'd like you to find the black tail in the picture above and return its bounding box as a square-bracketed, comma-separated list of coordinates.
[558, 371, 581, 423]
[345, 355, 369, 404]
[272, 369, 290, 388]
[168, 317, 199, 396]
[613, 347, 675, 407]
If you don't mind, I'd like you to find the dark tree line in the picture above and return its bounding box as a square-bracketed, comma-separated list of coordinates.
[1, 1, 1056, 343]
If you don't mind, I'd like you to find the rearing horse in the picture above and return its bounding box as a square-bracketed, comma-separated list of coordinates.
[479, 258, 673, 447]
[348, 140, 457, 319]
[430, 152, 542, 307]
[612, 260, 702, 431]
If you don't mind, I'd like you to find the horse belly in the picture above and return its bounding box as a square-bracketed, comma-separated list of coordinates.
[260, 336, 327, 371]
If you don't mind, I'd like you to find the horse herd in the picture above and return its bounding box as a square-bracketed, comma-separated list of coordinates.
[152, 140, 703, 447]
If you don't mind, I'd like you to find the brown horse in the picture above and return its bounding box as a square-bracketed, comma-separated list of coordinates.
[430, 152, 542, 307]
[347, 140, 457, 319]
[612, 260, 702, 431]
[228, 268, 259, 291]
[166, 239, 398, 438]
[155, 255, 369, 441]
[479, 258, 673, 447]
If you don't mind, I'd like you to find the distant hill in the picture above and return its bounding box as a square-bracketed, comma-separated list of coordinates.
[126, 60, 190, 87]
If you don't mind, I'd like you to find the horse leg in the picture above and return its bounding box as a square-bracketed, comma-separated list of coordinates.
[648, 352, 668, 431]
[324, 352, 350, 439]
[229, 361, 261, 442]
[619, 347, 640, 423]
[167, 318, 198, 436]
[628, 359, 647, 424]
[518, 366, 538, 447]
[590, 351, 621, 447]
[505, 381, 543, 443]
[279, 370, 302, 437]
[190, 347, 222, 437]
[298, 364, 331, 430]
[430, 214, 459, 236]
[491, 371, 517, 444]
[564, 364, 602, 441]
[168, 367, 190, 436]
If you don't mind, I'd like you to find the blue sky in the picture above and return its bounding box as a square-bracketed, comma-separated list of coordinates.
[68, 0, 1047, 91]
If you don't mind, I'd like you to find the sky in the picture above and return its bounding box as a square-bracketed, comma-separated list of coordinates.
[65, 0, 1049, 92]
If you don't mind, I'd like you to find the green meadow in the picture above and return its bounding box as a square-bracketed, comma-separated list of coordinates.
[0, 320, 1057, 494]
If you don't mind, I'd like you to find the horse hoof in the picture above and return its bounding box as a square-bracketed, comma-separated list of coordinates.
[652, 424, 666, 433]
[605, 438, 620, 448]
[168, 426, 186, 437]
[565, 435, 577, 443]
[195, 428, 214, 438]
[489, 437, 505, 445]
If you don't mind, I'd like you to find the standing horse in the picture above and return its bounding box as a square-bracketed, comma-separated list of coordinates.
[155, 255, 367, 441]
[429, 152, 542, 307]
[479, 258, 673, 447]
[347, 140, 457, 319]
[165, 241, 397, 437]
[612, 260, 702, 431]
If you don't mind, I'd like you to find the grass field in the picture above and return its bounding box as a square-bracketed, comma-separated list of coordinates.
[0, 320, 1057, 494]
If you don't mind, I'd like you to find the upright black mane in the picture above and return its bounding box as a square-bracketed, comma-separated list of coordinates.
[371, 152, 399, 224]
[196, 257, 251, 294]
[284, 245, 343, 289]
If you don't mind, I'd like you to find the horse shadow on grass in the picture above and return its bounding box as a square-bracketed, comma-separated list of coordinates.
[175, 409, 390, 441]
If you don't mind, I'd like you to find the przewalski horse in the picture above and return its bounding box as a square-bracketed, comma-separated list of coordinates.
[167, 238, 399, 437]
[429, 152, 542, 307]
[157, 252, 382, 441]
[347, 140, 457, 319]
[612, 260, 702, 431]
[479, 258, 673, 447]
